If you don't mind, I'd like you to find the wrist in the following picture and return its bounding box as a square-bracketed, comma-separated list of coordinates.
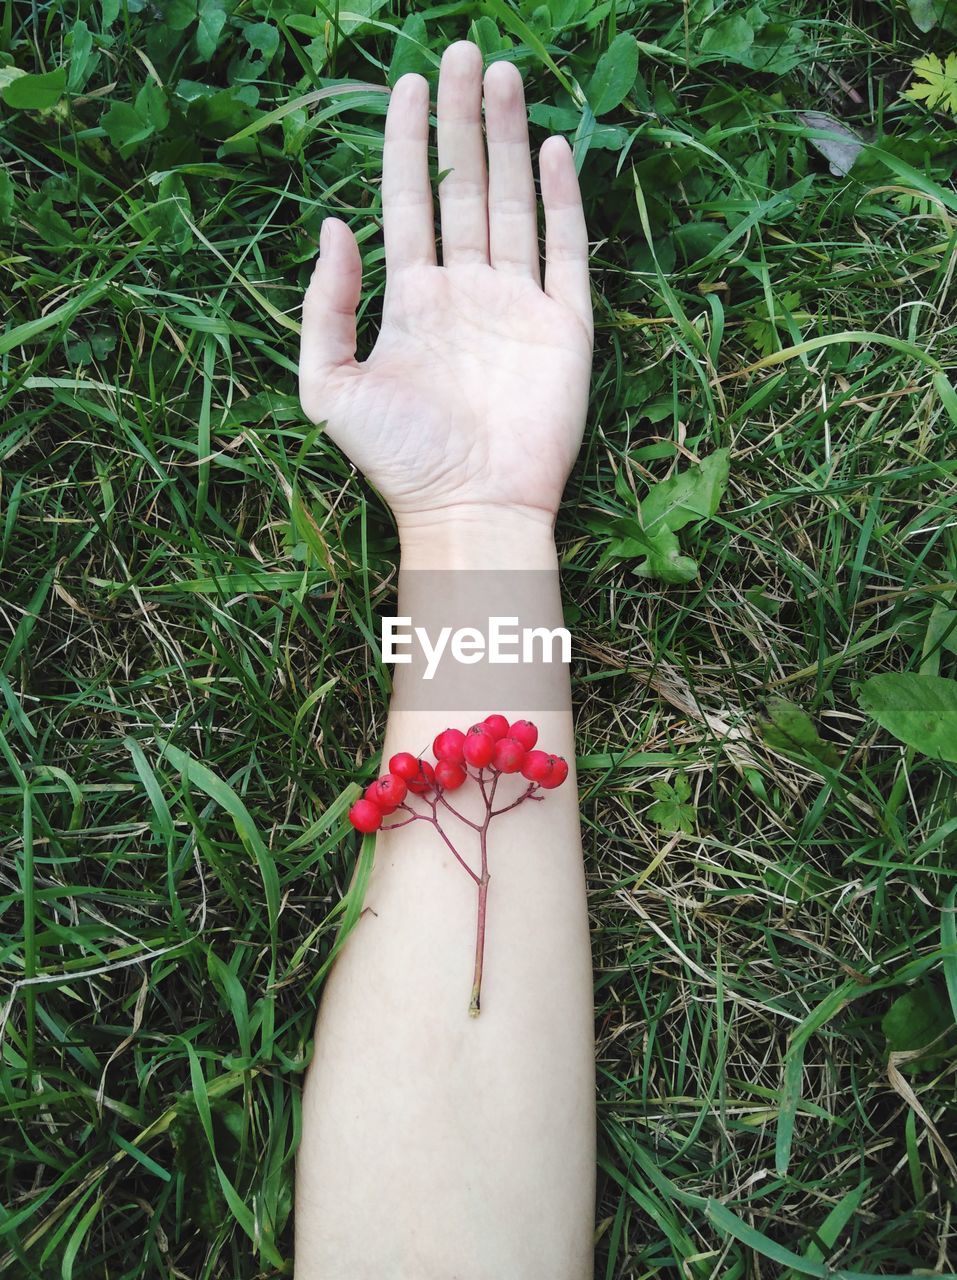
[398, 505, 559, 571]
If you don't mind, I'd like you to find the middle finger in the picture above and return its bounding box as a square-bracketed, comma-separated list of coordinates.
[437, 41, 489, 267]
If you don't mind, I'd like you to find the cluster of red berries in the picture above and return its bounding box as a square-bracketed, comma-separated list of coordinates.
[348, 715, 569, 833]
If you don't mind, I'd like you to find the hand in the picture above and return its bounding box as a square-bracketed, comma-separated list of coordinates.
[298, 41, 593, 530]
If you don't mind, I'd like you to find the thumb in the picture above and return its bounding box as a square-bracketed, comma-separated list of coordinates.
[299, 218, 362, 422]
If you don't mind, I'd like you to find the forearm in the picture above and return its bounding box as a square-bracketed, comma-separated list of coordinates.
[295, 510, 596, 1280]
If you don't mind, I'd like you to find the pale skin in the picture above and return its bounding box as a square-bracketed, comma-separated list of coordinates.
[296, 40, 595, 1280]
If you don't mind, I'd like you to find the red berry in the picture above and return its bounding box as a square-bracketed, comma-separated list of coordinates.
[482, 714, 510, 741]
[390, 753, 434, 793]
[434, 760, 467, 790]
[539, 756, 569, 789]
[390, 752, 421, 781]
[492, 737, 526, 773]
[407, 759, 435, 794]
[508, 719, 538, 751]
[348, 798, 383, 833]
[364, 781, 394, 813]
[433, 728, 466, 764]
[521, 749, 553, 783]
[365, 773, 408, 813]
[463, 727, 495, 767]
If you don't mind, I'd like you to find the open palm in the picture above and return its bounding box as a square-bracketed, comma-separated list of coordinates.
[299, 44, 593, 525]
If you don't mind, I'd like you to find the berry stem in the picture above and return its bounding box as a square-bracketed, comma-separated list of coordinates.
[435, 792, 482, 831]
[468, 773, 499, 1018]
[469, 868, 490, 1018]
[490, 783, 541, 817]
[382, 804, 421, 830]
[428, 804, 481, 885]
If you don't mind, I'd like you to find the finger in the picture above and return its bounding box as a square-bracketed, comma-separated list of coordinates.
[383, 73, 436, 270]
[437, 40, 488, 266]
[540, 136, 591, 330]
[300, 219, 361, 420]
[484, 60, 540, 282]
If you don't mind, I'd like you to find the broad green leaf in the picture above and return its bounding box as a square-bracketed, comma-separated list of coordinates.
[102, 83, 169, 155]
[243, 20, 279, 62]
[743, 15, 806, 72]
[858, 673, 957, 762]
[67, 20, 95, 93]
[284, 14, 323, 36]
[136, 80, 169, 130]
[336, 0, 390, 37]
[389, 13, 430, 83]
[760, 697, 839, 769]
[24, 192, 73, 247]
[197, 0, 228, 59]
[926, 603, 957, 658]
[640, 448, 730, 535]
[882, 981, 954, 1069]
[632, 527, 699, 584]
[549, 0, 593, 27]
[161, 0, 197, 30]
[0, 68, 26, 95]
[590, 448, 729, 583]
[527, 102, 579, 132]
[588, 123, 629, 151]
[904, 0, 957, 30]
[904, 53, 957, 114]
[101, 100, 152, 153]
[648, 774, 695, 834]
[2, 67, 67, 110]
[590, 516, 675, 562]
[586, 33, 638, 116]
[133, 171, 193, 252]
[699, 14, 754, 59]
[906, 0, 940, 30]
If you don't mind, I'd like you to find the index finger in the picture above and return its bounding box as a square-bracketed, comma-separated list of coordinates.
[382, 73, 436, 271]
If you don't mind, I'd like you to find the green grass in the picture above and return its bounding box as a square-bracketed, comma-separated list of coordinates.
[3, 0, 957, 1275]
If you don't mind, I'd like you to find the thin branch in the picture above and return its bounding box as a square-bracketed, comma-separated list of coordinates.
[491, 784, 541, 817]
[382, 813, 421, 831]
[485, 772, 501, 817]
[428, 814, 481, 884]
[435, 790, 482, 831]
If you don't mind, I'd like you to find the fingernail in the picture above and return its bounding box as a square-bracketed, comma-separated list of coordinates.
[319, 219, 329, 253]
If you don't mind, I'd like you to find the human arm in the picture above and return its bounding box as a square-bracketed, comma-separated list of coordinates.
[294, 42, 595, 1280]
